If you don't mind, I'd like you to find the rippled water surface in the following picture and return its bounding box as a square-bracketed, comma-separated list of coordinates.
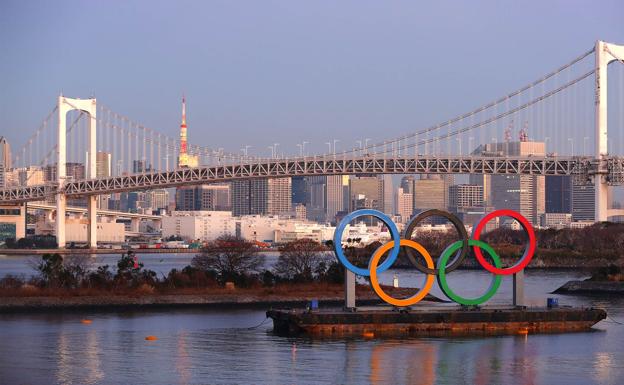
[1, 261, 623, 384]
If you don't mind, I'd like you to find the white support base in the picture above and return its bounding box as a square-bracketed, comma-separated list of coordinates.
[344, 269, 356, 309]
[87, 195, 97, 248]
[56, 194, 66, 248]
[513, 271, 524, 307]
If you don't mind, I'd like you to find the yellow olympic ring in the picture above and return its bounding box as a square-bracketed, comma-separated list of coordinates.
[369, 239, 435, 307]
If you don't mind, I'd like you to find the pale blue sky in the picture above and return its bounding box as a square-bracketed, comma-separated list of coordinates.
[1, 0, 623, 158]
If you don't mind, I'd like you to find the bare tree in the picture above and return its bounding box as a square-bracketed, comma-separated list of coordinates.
[274, 239, 331, 281]
[192, 235, 264, 280]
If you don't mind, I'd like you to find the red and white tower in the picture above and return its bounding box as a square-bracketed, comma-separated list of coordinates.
[177, 95, 197, 168]
[180, 95, 188, 156]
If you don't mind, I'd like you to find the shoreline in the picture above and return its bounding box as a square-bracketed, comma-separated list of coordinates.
[0, 285, 446, 313]
[553, 280, 624, 294]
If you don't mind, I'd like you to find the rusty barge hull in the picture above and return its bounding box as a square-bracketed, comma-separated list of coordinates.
[267, 307, 606, 337]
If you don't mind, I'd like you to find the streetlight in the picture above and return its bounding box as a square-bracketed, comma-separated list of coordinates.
[273, 143, 280, 158]
[296, 143, 303, 157]
[333, 139, 340, 154]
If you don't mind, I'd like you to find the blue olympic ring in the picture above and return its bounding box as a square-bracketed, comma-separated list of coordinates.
[333, 209, 401, 276]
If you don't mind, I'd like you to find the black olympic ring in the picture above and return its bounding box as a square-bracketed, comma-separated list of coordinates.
[403, 209, 469, 275]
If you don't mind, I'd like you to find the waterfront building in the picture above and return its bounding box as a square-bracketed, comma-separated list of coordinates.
[540, 213, 572, 229]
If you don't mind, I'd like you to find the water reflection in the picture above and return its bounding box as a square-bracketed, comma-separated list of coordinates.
[369, 341, 436, 385]
[56, 323, 103, 385]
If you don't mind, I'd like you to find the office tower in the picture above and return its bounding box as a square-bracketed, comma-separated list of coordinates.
[572, 184, 595, 221]
[306, 176, 326, 222]
[545, 176, 571, 213]
[0, 137, 11, 188]
[146, 189, 169, 211]
[132, 160, 151, 173]
[400, 175, 415, 195]
[349, 175, 383, 211]
[43, 163, 86, 182]
[395, 187, 413, 222]
[326, 175, 346, 221]
[231, 178, 291, 216]
[96, 152, 112, 178]
[176, 184, 231, 211]
[488, 141, 545, 225]
[449, 184, 484, 211]
[379, 174, 394, 215]
[291, 176, 308, 205]
[413, 176, 446, 211]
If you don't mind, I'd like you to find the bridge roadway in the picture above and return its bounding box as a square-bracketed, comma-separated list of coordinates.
[27, 202, 161, 220]
[1, 154, 619, 204]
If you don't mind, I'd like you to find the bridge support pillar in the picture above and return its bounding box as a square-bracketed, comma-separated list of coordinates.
[130, 217, 141, 233]
[56, 194, 66, 248]
[87, 195, 97, 248]
[594, 40, 624, 222]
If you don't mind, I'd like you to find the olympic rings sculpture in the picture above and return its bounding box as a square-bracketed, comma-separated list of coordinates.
[333, 208, 536, 306]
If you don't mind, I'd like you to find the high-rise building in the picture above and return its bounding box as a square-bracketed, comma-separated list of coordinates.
[291, 176, 308, 205]
[43, 163, 85, 182]
[96, 152, 112, 178]
[177, 96, 199, 168]
[7, 167, 45, 186]
[395, 187, 413, 222]
[0, 137, 11, 188]
[400, 175, 415, 195]
[326, 175, 347, 221]
[413, 176, 446, 211]
[231, 178, 291, 216]
[176, 184, 231, 211]
[572, 184, 595, 221]
[545, 176, 571, 213]
[146, 189, 169, 211]
[488, 141, 546, 225]
[349, 175, 382, 211]
[379, 174, 394, 215]
[449, 184, 484, 211]
[132, 160, 151, 173]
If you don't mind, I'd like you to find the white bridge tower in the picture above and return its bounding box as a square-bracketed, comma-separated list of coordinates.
[56, 96, 98, 248]
[595, 41, 624, 222]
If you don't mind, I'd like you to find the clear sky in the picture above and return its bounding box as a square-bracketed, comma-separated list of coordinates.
[1, 0, 623, 158]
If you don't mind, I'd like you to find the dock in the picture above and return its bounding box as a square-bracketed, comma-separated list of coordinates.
[267, 305, 607, 337]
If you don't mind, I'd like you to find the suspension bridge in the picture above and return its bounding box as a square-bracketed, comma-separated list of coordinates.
[1, 40, 623, 248]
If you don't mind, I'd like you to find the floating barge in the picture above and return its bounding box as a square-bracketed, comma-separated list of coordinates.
[267, 306, 607, 337]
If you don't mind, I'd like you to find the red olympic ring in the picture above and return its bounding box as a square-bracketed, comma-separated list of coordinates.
[472, 209, 536, 275]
